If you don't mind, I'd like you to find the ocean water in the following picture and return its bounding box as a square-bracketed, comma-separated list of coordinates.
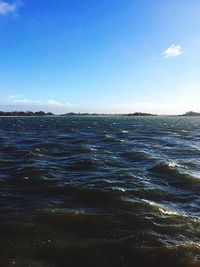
[0, 116, 200, 267]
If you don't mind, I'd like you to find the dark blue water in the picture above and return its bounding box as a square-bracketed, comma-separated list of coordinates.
[0, 116, 200, 267]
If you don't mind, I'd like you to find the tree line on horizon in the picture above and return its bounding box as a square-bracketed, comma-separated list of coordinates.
[0, 111, 199, 116]
[0, 111, 54, 116]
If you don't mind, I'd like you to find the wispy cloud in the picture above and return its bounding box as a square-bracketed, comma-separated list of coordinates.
[13, 98, 43, 104]
[163, 44, 183, 58]
[7, 95, 42, 104]
[7, 94, 23, 99]
[7, 95, 72, 109]
[46, 99, 71, 107]
[0, 1, 18, 15]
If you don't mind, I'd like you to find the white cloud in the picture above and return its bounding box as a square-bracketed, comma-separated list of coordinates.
[5, 95, 72, 113]
[163, 44, 183, 58]
[7, 94, 23, 99]
[13, 98, 43, 104]
[0, 1, 17, 15]
[47, 99, 64, 106]
[47, 99, 72, 107]
[7, 95, 42, 104]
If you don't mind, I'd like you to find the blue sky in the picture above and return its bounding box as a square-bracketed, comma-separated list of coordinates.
[0, 0, 200, 114]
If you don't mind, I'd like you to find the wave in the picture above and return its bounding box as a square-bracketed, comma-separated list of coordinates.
[1, 116, 200, 266]
[149, 162, 200, 188]
[121, 150, 157, 162]
[142, 199, 186, 217]
[105, 134, 125, 142]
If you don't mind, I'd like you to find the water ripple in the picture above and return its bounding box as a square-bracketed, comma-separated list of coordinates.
[0, 116, 200, 266]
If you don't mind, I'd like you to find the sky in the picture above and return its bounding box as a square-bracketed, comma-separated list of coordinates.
[0, 0, 200, 114]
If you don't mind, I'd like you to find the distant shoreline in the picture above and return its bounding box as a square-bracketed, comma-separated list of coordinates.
[0, 111, 200, 117]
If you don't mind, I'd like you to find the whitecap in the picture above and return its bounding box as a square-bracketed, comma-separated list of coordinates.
[122, 130, 129, 134]
[111, 186, 126, 192]
[142, 199, 187, 217]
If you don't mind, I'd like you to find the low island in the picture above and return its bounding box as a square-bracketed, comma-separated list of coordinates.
[182, 111, 200, 116]
[0, 111, 54, 116]
[126, 112, 157, 116]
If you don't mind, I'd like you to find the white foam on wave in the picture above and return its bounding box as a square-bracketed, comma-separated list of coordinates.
[166, 160, 200, 181]
[105, 134, 113, 139]
[142, 199, 181, 216]
[122, 130, 129, 134]
[111, 186, 126, 192]
[87, 145, 98, 152]
[105, 134, 125, 142]
[168, 162, 177, 168]
[142, 199, 200, 223]
[167, 161, 181, 169]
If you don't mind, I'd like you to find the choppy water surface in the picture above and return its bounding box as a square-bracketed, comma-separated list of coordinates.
[0, 116, 200, 267]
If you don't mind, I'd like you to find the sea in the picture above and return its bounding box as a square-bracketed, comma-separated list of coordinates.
[0, 116, 200, 267]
